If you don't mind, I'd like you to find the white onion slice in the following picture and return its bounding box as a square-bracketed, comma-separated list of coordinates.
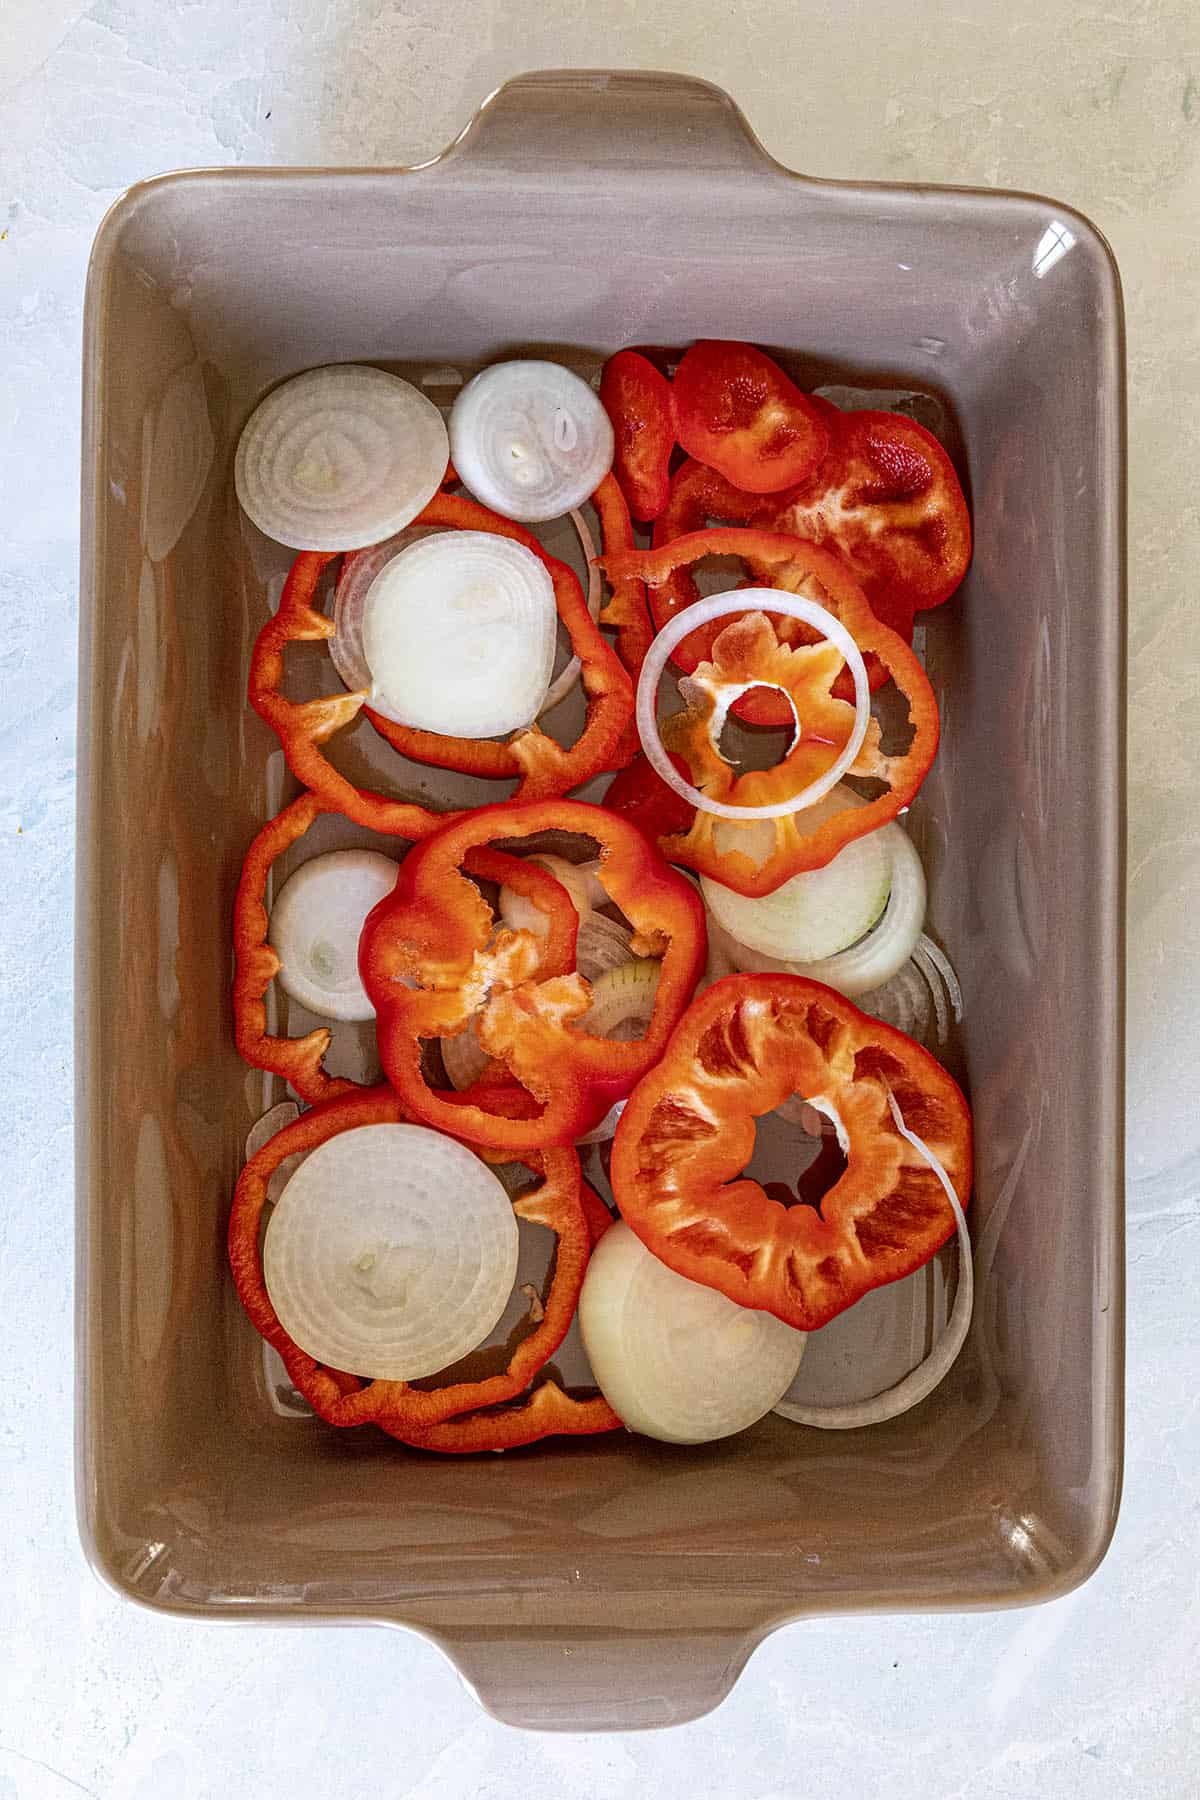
[572, 960, 662, 1143]
[700, 785, 891, 965]
[497, 853, 596, 933]
[361, 532, 556, 737]
[704, 827, 926, 999]
[263, 1123, 519, 1380]
[575, 915, 635, 981]
[450, 360, 614, 523]
[235, 365, 448, 550]
[579, 1221, 806, 1444]
[329, 525, 438, 701]
[635, 591, 871, 822]
[773, 1093, 972, 1430]
[537, 508, 602, 717]
[269, 849, 400, 1022]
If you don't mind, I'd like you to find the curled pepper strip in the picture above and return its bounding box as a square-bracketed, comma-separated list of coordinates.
[399, 1184, 623, 1453]
[363, 492, 632, 786]
[590, 471, 653, 767]
[231, 801, 578, 1103]
[603, 532, 939, 897]
[227, 1084, 594, 1434]
[359, 798, 708, 1153]
[611, 974, 972, 1332]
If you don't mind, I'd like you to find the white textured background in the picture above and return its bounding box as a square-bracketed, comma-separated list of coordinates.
[2, 2, 1198, 1794]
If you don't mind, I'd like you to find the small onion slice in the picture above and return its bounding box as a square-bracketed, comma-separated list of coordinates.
[263, 1123, 520, 1380]
[439, 1022, 491, 1091]
[450, 360, 614, 523]
[579, 1221, 806, 1444]
[235, 365, 448, 550]
[361, 532, 556, 738]
[635, 590, 871, 822]
[573, 958, 663, 1144]
[704, 827, 926, 999]
[773, 1093, 972, 1430]
[269, 849, 400, 1022]
[700, 785, 892, 965]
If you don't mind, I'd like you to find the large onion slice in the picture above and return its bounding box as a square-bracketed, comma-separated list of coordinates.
[700, 785, 892, 964]
[705, 825, 926, 998]
[449, 361, 614, 522]
[329, 525, 437, 699]
[235, 365, 448, 550]
[579, 1221, 805, 1443]
[269, 849, 400, 1021]
[635, 590, 871, 822]
[361, 532, 556, 737]
[263, 1123, 520, 1380]
[773, 1093, 972, 1429]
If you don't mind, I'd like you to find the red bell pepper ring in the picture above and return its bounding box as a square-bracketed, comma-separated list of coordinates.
[248, 493, 633, 818]
[590, 471, 653, 767]
[650, 458, 889, 711]
[599, 349, 677, 522]
[602, 531, 939, 897]
[761, 408, 972, 642]
[231, 797, 579, 1103]
[359, 798, 708, 1153]
[227, 1084, 595, 1434]
[398, 1183, 623, 1453]
[672, 340, 830, 495]
[603, 750, 695, 845]
[611, 974, 972, 1331]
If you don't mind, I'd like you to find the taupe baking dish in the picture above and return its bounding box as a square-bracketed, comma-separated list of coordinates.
[76, 70, 1125, 1730]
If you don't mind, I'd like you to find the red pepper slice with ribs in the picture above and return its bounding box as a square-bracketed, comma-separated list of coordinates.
[611, 974, 972, 1331]
[602, 532, 939, 897]
[599, 349, 677, 522]
[672, 340, 830, 494]
[227, 1084, 596, 1435]
[248, 492, 632, 824]
[231, 793, 580, 1103]
[358, 798, 707, 1153]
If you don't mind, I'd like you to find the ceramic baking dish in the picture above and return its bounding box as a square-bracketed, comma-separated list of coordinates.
[75, 70, 1125, 1730]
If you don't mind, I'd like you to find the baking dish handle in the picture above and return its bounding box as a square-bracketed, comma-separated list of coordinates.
[433, 1622, 767, 1731]
[443, 68, 784, 183]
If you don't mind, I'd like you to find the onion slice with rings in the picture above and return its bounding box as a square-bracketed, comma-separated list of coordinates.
[450, 360, 614, 523]
[269, 849, 400, 1022]
[773, 1092, 972, 1429]
[263, 1123, 520, 1380]
[579, 1221, 806, 1443]
[235, 365, 448, 550]
[635, 589, 870, 822]
[360, 532, 557, 738]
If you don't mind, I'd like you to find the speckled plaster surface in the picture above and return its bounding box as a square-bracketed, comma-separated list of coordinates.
[1, 3, 1198, 1794]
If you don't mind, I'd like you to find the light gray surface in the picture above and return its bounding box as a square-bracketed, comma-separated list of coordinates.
[1, 2, 1196, 1794]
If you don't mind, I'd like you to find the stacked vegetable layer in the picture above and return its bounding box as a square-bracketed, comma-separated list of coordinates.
[229, 346, 974, 1452]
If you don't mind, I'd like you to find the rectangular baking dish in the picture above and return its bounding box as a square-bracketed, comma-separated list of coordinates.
[76, 70, 1125, 1731]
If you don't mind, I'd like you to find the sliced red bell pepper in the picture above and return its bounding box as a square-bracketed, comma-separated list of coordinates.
[673, 340, 830, 494]
[589, 472, 653, 767]
[599, 349, 676, 522]
[603, 750, 695, 845]
[760, 408, 972, 640]
[231, 798, 578, 1103]
[601, 531, 940, 897]
[649, 458, 888, 711]
[611, 974, 972, 1331]
[359, 798, 707, 1153]
[248, 493, 633, 817]
[227, 1083, 595, 1434]
[398, 1182, 623, 1452]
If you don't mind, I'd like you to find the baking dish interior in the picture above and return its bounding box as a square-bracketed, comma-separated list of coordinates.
[77, 105, 1123, 1727]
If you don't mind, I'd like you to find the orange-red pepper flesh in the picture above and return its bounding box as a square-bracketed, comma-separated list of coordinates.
[601, 531, 940, 897]
[231, 798, 580, 1103]
[359, 798, 708, 1153]
[227, 1084, 593, 1433]
[611, 974, 972, 1331]
[672, 341, 830, 494]
[599, 349, 677, 522]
